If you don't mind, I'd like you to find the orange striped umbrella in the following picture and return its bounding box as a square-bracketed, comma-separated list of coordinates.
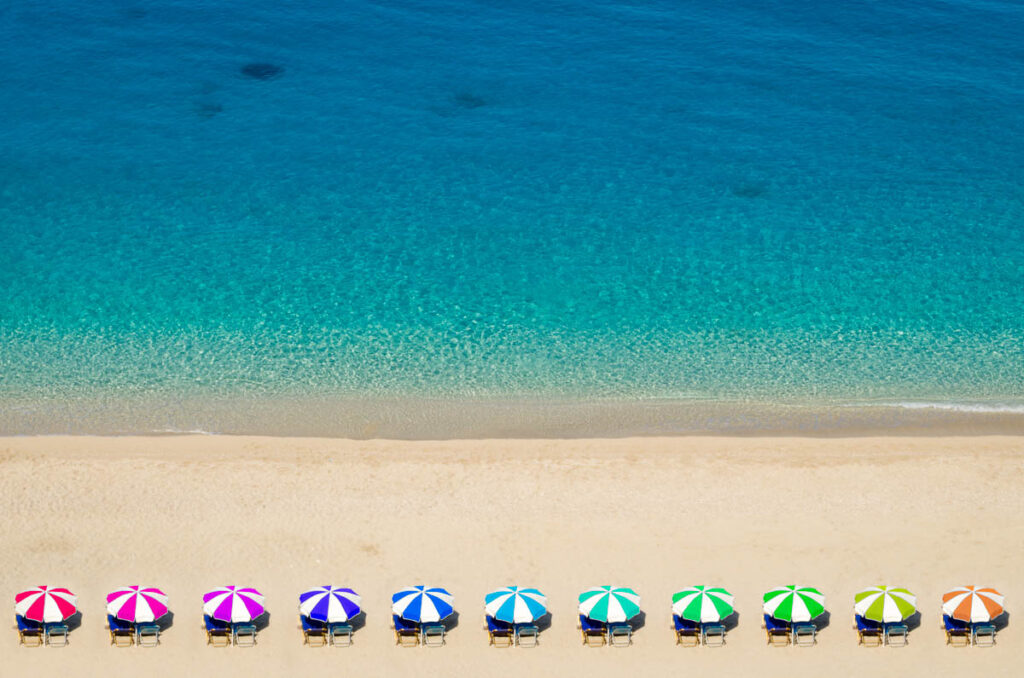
[942, 586, 1004, 623]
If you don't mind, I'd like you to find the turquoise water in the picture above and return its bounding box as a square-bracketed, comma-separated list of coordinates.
[1, 0, 1023, 432]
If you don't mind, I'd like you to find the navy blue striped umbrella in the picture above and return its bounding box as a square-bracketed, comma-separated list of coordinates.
[299, 586, 362, 623]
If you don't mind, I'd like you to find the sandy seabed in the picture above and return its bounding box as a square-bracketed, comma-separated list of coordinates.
[1, 435, 1021, 677]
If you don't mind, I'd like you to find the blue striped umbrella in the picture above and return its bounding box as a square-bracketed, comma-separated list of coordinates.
[485, 586, 547, 624]
[392, 586, 454, 623]
[299, 586, 362, 623]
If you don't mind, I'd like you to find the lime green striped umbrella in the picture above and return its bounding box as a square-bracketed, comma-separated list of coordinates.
[762, 585, 825, 622]
[672, 586, 735, 623]
[578, 586, 641, 623]
[854, 586, 916, 623]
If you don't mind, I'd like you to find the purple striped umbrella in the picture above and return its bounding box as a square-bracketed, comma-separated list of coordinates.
[107, 586, 169, 623]
[203, 586, 265, 623]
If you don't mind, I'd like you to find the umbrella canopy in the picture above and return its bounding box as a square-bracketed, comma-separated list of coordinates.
[15, 586, 78, 623]
[578, 586, 641, 623]
[299, 586, 362, 623]
[943, 586, 1005, 623]
[672, 586, 735, 623]
[854, 586, 916, 623]
[392, 586, 454, 623]
[763, 585, 826, 622]
[107, 586, 169, 623]
[485, 586, 548, 624]
[203, 586, 265, 623]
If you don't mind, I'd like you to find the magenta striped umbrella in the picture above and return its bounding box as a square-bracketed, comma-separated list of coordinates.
[107, 586, 169, 623]
[203, 586, 265, 623]
[15, 586, 78, 623]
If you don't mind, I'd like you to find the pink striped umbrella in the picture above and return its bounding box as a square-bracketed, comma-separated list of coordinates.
[107, 586, 169, 623]
[15, 586, 78, 623]
[203, 586, 265, 623]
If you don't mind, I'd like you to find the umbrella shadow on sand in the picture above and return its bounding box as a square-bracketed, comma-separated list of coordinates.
[157, 611, 174, 631]
[994, 611, 1011, 632]
[66, 611, 83, 632]
[812, 610, 831, 632]
[534, 612, 553, 633]
[628, 611, 646, 632]
[252, 611, 271, 632]
[441, 611, 460, 632]
[904, 611, 922, 632]
[722, 611, 740, 632]
[347, 611, 367, 632]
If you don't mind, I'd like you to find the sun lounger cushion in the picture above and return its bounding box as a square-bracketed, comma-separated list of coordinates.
[764, 614, 790, 632]
[580, 614, 605, 633]
[674, 615, 699, 632]
[487, 616, 514, 633]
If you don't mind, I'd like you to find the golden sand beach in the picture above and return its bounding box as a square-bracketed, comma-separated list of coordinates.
[2, 435, 1021, 677]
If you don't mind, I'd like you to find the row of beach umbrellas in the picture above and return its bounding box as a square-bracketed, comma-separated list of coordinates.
[15, 584, 1006, 627]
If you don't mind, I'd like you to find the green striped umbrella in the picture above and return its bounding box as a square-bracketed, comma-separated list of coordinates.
[672, 586, 735, 623]
[578, 586, 641, 623]
[854, 586, 916, 623]
[762, 585, 825, 622]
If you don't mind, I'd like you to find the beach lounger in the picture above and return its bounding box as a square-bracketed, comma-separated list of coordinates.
[44, 622, 69, 647]
[579, 614, 606, 647]
[301, 615, 327, 647]
[514, 623, 539, 648]
[136, 622, 160, 647]
[943, 615, 970, 647]
[328, 622, 354, 647]
[674, 615, 700, 647]
[971, 622, 997, 647]
[393, 615, 419, 647]
[108, 614, 134, 647]
[855, 614, 883, 646]
[16, 615, 43, 647]
[233, 622, 257, 647]
[486, 615, 514, 647]
[884, 622, 908, 647]
[764, 614, 790, 647]
[701, 622, 727, 647]
[205, 615, 231, 647]
[421, 622, 446, 647]
[792, 621, 817, 647]
[608, 621, 632, 647]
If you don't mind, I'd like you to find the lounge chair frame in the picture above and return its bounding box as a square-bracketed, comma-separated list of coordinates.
[944, 615, 970, 647]
[792, 621, 817, 647]
[16, 617, 44, 647]
[108, 615, 134, 648]
[515, 624, 539, 647]
[884, 623, 908, 647]
[205, 616, 231, 647]
[971, 623, 997, 647]
[487, 618, 513, 648]
[44, 623, 69, 647]
[301, 615, 327, 647]
[136, 623, 160, 648]
[421, 623, 446, 647]
[702, 622, 727, 647]
[579, 615, 606, 647]
[674, 615, 700, 647]
[393, 615, 419, 647]
[608, 622, 632, 647]
[233, 623, 257, 647]
[328, 623, 354, 647]
[764, 615, 790, 647]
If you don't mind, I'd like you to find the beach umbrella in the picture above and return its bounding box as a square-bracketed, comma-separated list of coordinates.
[672, 586, 735, 623]
[943, 586, 1005, 623]
[299, 586, 362, 623]
[203, 586, 265, 623]
[578, 586, 641, 623]
[15, 586, 78, 623]
[485, 586, 547, 624]
[854, 586, 916, 623]
[762, 585, 825, 622]
[107, 586, 169, 623]
[392, 586, 454, 623]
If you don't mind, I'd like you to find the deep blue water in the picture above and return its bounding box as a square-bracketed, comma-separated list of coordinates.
[1, 0, 1023, 418]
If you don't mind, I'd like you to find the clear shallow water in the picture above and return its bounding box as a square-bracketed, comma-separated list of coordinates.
[1, 0, 1023, 433]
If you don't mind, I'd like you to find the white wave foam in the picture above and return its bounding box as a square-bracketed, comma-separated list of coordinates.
[854, 401, 1024, 414]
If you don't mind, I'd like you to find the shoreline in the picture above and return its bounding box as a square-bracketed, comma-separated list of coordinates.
[1, 435, 1021, 677]
[3, 395, 1024, 438]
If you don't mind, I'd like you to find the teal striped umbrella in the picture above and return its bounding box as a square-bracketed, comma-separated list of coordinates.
[578, 586, 640, 623]
[762, 585, 825, 622]
[672, 586, 735, 623]
[854, 586, 916, 623]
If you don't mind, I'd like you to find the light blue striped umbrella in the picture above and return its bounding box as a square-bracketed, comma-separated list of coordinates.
[392, 586, 454, 623]
[485, 587, 547, 624]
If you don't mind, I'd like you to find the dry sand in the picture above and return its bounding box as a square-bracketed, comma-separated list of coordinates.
[1, 435, 1022, 677]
